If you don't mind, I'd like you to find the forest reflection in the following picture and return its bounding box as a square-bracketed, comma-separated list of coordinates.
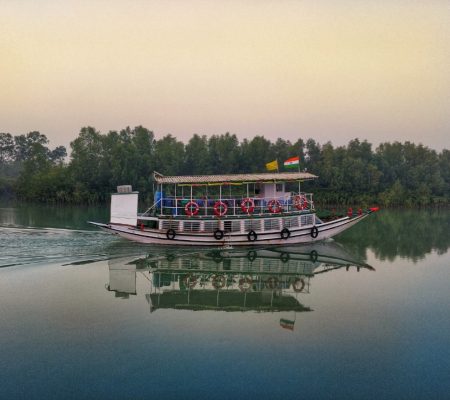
[337, 209, 449, 262]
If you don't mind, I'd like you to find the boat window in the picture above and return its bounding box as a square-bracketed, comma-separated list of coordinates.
[224, 220, 241, 232]
[183, 221, 201, 232]
[204, 221, 220, 232]
[264, 218, 280, 231]
[276, 183, 284, 192]
[244, 219, 262, 231]
[161, 220, 180, 230]
[300, 214, 314, 226]
[283, 216, 299, 228]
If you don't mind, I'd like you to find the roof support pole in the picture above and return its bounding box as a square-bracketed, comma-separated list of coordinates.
[174, 184, 177, 216]
[160, 184, 163, 216]
[205, 186, 208, 216]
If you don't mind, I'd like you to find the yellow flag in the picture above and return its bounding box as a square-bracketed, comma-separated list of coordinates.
[266, 160, 278, 171]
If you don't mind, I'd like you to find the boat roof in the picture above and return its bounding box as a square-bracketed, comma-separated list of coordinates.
[153, 171, 318, 185]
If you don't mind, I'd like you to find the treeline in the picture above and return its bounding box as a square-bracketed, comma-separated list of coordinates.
[0, 126, 449, 206]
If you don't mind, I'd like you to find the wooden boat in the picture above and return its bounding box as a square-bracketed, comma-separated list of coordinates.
[90, 171, 378, 246]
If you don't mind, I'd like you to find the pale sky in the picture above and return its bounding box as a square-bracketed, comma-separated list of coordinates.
[1, 0, 449, 151]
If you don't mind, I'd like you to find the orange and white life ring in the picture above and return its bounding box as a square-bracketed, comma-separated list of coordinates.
[241, 198, 255, 214]
[213, 201, 228, 217]
[293, 195, 308, 210]
[268, 199, 282, 213]
[185, 201, 200, 216]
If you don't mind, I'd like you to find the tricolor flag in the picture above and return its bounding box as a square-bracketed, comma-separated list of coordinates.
[280, 318, 295, 331]
[284, 156, 300, 169]
[266, 160, 279, 171]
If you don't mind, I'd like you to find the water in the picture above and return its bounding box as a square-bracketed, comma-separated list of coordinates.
[0, 205, 449, 399]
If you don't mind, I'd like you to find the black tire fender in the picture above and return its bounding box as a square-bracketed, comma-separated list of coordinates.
[166, 228, 176, 240]
[280, 227, 290, 240]
[213, 229, 224, 240]
[247, 230, 257, 242]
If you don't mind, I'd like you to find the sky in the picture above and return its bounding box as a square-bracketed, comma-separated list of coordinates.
[0, 0, 449, 151]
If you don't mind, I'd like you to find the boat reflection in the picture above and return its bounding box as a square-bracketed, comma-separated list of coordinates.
[106, 242, 374, 319]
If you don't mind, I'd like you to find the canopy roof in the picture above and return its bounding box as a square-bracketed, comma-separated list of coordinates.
[153, 171, 318, 185]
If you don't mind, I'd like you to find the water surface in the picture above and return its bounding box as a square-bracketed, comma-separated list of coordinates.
[0, 206, 449, 399]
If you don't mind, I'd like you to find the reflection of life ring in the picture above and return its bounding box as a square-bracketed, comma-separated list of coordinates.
[310, 226, 319, 239]
[239, 277, 253, 292]
[247, 230, 257, 242]
[309, 250, 318, 262]
[266, 276, 279, 289]
[166, 229, 176, 240]
[214, 201, 228, 217]
[241, 198, 255, 214]
[280, 228, 290, 239]
[293, 195, 308, 210]
[185, 201, 199, 216]
[183, 274, 197, 288]
[268, 199, 282, 213]
[213, 229, 224, 240]
[292, 278, 305, 292]
[247, 250, 257, 262]
[280, 252, 290, 263]
[212, 274, 226, 289]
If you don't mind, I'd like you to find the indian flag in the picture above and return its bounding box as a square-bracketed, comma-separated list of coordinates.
[280, 318, 295, 331]
[284, 156, 300, 169]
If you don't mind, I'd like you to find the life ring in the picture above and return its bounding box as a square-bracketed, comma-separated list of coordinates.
[247, 250, 257, 262]
[309, 250, 318, 262]
[310, 226, 319, 239]
[280, 227, 290, 240]
[183, 274, 197, 289]
[185, 201, 200, 216]
[280, 252, 290, 263]
[247, 230, 257, 242]
[292, 278, 305, 292]
[166, 228, 176, 240]
[266, 276, 279, 289]
[213, 229, 224, 240]
[293, 195, 308, 210]
[238, 277, 253, 292]
[213, 201, 228, 217]
[241, 198, 255, 214]
[267, 199, 282, 213]
[212, 274, 226, 289]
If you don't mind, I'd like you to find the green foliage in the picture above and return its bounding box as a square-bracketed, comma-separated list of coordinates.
[0, 128, 448, 206]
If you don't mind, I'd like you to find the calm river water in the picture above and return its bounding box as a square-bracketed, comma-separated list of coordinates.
[0, 205, 449, 399]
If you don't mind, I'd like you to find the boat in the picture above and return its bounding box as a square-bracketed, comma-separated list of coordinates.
[90, 171, 378, 246]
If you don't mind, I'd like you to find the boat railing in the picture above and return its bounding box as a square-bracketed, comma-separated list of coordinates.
[152, 193, 314, 217]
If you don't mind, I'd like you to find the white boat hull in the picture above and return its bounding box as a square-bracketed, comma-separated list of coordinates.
[89, 213, 369, 247]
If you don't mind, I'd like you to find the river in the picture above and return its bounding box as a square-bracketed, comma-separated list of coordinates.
[0, 205, 449, 399]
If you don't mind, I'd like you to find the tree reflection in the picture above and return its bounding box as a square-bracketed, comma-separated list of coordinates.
[337, 209, 450, 262]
